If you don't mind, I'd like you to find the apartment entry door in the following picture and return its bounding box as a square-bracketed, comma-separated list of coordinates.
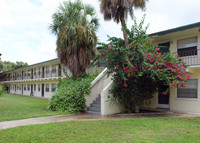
[158, 85, 170, 109]
[30, 84, 33, 96]
[41, 84, 44, 97]
[22, 84, 23, 94]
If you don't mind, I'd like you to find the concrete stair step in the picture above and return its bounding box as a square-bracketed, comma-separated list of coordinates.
[87, 94, 101, 115]
[86, 110, 101, 115]
[88, 107, 100, 112]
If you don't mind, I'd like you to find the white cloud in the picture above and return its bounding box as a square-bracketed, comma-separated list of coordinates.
[1, 0, 200, 65]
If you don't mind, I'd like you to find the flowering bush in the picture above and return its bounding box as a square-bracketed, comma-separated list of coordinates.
[93, 18, 190, 112]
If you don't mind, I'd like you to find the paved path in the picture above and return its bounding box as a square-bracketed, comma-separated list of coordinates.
[1, 112, 200, 130]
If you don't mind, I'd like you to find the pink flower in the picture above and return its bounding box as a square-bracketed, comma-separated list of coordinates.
[135, 69, 138, 72]
[156, 52, 160, 55]
[108, 45, 112, 49]
[151, 38, 155, 42]
[124, 84, 128, 87]
[179, 58, 182, 61]
[147, 53, 151, 57]
[155, 47, 160, 51]
[134, 45, 137, 49]
[176, 54, 179, 58]
[104, 52, 107, 55]
[154, 66, 157, 69]
[186, 75, 191, 80]
[158, 66, 162, 69]
[115, 65, 119, 68]
[169, 86, 173, 89]
[162, 92, 167, 95]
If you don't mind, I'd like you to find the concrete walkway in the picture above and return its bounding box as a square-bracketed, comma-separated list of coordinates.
[1, 112, 200, 130]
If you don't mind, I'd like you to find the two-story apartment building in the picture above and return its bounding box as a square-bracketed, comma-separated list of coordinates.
[86, 22, 200, 115]
[1, 22, 200, 115]
[147, 22, 200, 113]
[0, 58, 69, 98]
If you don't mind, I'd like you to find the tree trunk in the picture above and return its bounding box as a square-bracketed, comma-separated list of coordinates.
[120, 16, 129, 47]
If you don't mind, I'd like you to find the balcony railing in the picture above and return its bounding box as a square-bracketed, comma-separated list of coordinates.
[0, 69, 62, 82]
[176, 49, 200, 66]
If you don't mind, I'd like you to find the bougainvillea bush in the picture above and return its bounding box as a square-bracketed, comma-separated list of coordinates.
[93, 18, 190, 112]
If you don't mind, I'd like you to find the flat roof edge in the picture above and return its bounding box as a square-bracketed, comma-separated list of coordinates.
[149, 22, 200, 36]
[3, 58, 58, 73]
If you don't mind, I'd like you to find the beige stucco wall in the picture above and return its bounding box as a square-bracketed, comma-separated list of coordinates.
[170, 70, 200, 113]
[101, 81, 124, 115]
[148, 31, 200, 113]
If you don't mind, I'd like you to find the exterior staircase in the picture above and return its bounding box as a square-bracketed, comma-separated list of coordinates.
[86, 94, 101, 115]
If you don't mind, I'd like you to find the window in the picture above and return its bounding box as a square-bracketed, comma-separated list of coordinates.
[28, 70, 31, 76]
[24, 84, 26, 91]
[34, 84, 36, 91]
[38, 68, 41, 75]
[46, 66, 50, 74]
[177, 37, 197, 57]
[46, 84, 49, 92]
[51, 83, 56, 92]
[19, 84, 21, 90]
[177, 79, 198, 98]
[34, 68, 36, 75]
[38, 84, 40, 91]
[52, 65, 57, 73]
[28, 84, 30, 91]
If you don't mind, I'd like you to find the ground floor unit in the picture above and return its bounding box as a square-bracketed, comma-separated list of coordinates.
[6, 80, 58, 99]
[147, 68, 200, 113]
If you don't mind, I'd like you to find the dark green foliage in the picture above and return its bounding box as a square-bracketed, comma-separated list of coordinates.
[48, 73, 98, 113]
[0, 84, 6, 95]
[93, 17, 189, 112]
[2, 61, 28, 71]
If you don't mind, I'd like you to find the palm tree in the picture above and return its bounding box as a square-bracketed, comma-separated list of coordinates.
[99, 0, 148, 47]
[50, 0, 99, 78]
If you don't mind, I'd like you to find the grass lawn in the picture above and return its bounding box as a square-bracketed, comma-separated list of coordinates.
[0, 94, 66, 122]
[0, 117, 200, 143]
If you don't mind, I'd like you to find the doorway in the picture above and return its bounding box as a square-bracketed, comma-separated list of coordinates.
[58, 64, 62, 76]
[22, 84, 23, 95]
[41, 84, 44, 97]
[42, 67, 45, 78]
[30, 84, 33, 96]
[158, 85, 170, 108]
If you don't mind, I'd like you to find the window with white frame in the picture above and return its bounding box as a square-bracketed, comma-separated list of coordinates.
[34, 84, 36, 91]
[46, 84, 49, 92]
[46, 66, 50, 74]
[38, 84, 40, 91]
[38, 68, 41, 75]
[28, 84, 30, 91]
[177, 79, 198, 98]
[24, 84, 26, 91]
[52, 65, 57, 73]
[51, 83, 56, 92]
[177, 37, 197, 57]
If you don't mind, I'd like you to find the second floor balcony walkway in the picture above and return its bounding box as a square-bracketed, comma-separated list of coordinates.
[0, 69, 63, 82]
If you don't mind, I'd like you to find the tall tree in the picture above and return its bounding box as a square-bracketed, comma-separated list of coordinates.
[99, 0, 148, 47]
[2, 61, 28, 71]
[50, 0, 99, 78]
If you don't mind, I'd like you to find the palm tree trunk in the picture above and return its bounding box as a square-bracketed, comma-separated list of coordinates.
[120, 16, 129, 47]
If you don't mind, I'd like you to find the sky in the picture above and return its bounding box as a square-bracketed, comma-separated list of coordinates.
[0, 0, 200, 65]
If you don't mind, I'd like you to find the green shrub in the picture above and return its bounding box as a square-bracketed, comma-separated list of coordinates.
[0, 84, 6, 95]
[48, 73, 98, 113]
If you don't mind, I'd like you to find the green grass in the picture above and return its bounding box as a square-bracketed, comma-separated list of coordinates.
[0, 94, 66, 122]
[0, 117, 200, 143]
